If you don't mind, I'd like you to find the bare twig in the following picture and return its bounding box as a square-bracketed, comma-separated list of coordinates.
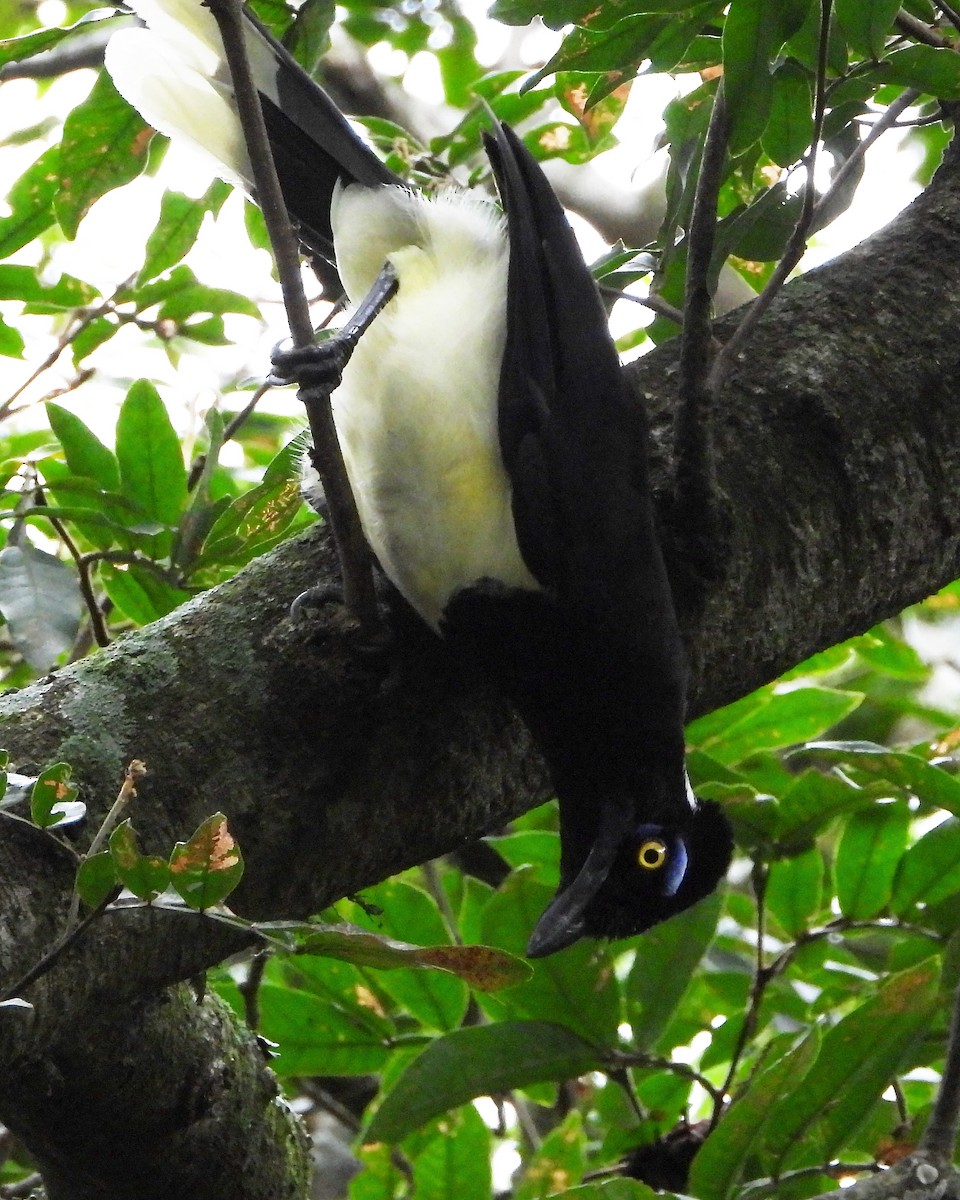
[222, 380, 271, 443]
[712, 862, 769, 1129]
[0, 278, 134, 420]
[600, 284, 686, 327]
[65, 759, 147, 928]
[677, 80, 727, 417]
[669, 81, 729, 600]
[86, 759, 147, 861]
[896, 10, 951, 47]
[237, 949, 269, 1029]
[206, 0, 379, 633]
[811, 90, 919, 230]
[610, 1050, 724, 1105]
[0, 893, 112, 1003]
[42, 505, 111, 651]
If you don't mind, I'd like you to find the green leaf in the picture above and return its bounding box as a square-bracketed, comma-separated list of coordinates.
[722, 0, 774, 154]
[0, 265, 98, 310]
[836, 803, 909, 919]
[0, 313, 24, 358]
[489, 0, 594, 28]
[138, 190, 211, 285]
[109, 819, 171, 902]
[626, 891, 722, 1049]
[0, 147, 59, 258]
[892, 818, 960, 913]
[346, 880, 469, 1031]
[527, 16, 665, 89]
[487, 829, 560, 881]
[258, 981, 393, 1076]
[723, 0, 813, 153]
[794, 741, 960, 815]
[30, 762, 81, 829]
[762, 60, 813, 167]
[197, 437, 305, 566]
[156, 282, 260, 322]
[0, 534, 83, 670]
[835, 0, 901, 58]
[515, 1111, 586, 1200]
[349, 1142, 405, 1200]
[115, 380, 188, 547]
[46, 402, 120, 491]
[169, 812, 244, 910]
[76, 851, 119, 909]
[99, 562, 191, 626]
[290, 922, 530, 991]
[882, 45, 960, 98]
[56, 70, 155, 238]
[365, 1021, 603, 1143]
[0, 11, 124, 68]
[705, 688, 863, 766]
[689, 1032, 820, 1200]
[758, 959, 941, 1171]
[411, 1107, 491, 1200]
[766, 848, 823, 936]
[71, 315, 118, 365]
[478, 868, 621, 1045]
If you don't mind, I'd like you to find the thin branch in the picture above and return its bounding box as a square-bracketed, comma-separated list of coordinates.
[669, 81, 729, 601]
[85, 759, 147, 862]
[42, 505, 111, 650]
[0, 893, 112, 1003]
[206, 0, 380, 633]
[741, 1161, 882, 1197]
[712, 862, 769, 1128]
[609, 1050, 723, 1105]
[708, 0, 832, 395]
[222, 380, 271, 443]
[237, 949, 269, 1029]
[600, 284, 686, 327]
[80, 549, 186, 589]
[811, 90, 920, 229]
[0, 279, 134, 421]
[677, 80, 727, 415]
[920, 979, 960, 1158]
[65, 759, 146, 928]
[896, 10, 951, 47]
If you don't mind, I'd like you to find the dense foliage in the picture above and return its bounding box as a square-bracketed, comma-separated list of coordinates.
[3, 0, 960, 1196]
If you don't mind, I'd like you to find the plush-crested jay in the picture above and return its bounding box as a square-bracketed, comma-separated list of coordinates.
[106, 1, 733, 956]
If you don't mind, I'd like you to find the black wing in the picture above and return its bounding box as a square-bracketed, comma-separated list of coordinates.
[241, 8, 402, 290]
[482, 123, 687, 719]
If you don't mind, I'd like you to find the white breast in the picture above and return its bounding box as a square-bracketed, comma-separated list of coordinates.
[330, 185, 539, 630]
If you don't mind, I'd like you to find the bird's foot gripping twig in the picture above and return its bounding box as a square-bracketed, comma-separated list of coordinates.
[269, 261, 399, 399]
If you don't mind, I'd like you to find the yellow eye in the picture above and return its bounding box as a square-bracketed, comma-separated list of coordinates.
[637, 839, 668, 870]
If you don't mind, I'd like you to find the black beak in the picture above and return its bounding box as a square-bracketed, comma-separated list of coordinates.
[526, 801, 633, 958]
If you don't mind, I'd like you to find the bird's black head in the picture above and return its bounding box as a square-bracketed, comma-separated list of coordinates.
[526, 795, 733, 958]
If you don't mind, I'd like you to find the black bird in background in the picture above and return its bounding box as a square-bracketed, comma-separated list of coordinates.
[106, 0, 734, 957]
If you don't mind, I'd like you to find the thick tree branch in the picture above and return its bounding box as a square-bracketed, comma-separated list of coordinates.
[3, 128, 960, 1199]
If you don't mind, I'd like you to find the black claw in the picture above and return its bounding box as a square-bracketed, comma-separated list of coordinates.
[289, 583, 342, 618]
[269, 336, 354, 394]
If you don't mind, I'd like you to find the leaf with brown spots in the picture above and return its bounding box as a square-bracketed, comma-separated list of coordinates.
[169, 812, 244, 910]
